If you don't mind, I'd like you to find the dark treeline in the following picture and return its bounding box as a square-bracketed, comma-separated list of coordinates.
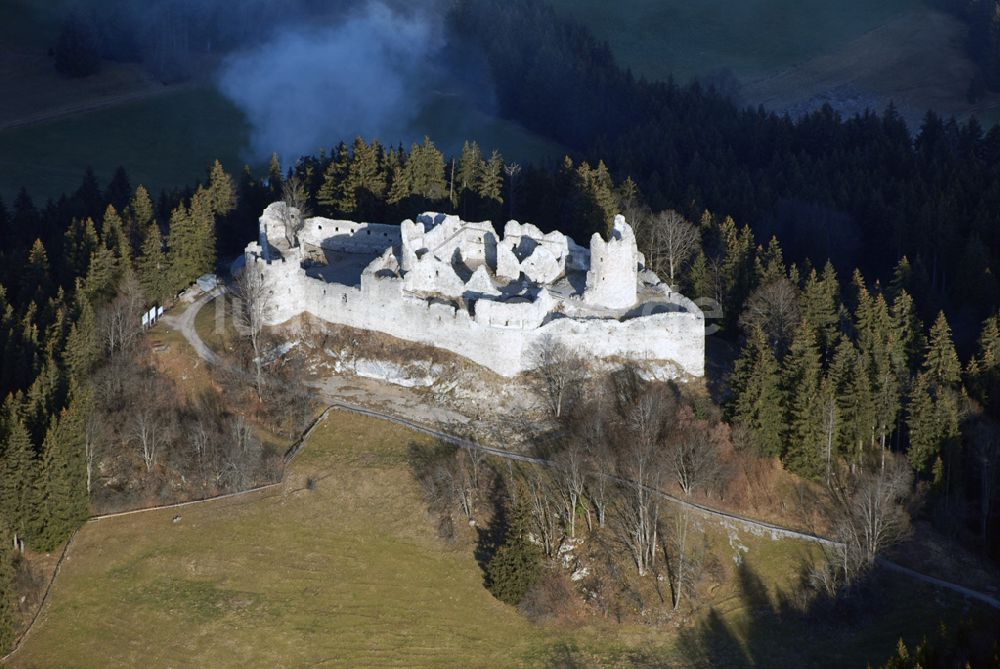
[0, 160, 293, 652]
[263, 136, 623, 248]
[450, 0, 1000, 342]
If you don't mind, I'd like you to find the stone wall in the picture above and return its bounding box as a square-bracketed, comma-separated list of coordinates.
[248, 206, 706, 378]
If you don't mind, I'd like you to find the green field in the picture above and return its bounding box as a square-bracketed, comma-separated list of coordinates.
[0, 87, 252, 203]
[6, 408, 990, 668]
[0, 87, 564, 205]
[550, 0, 920, 82]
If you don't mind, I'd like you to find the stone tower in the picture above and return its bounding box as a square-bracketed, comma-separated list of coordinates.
[584, 215, 638, 309]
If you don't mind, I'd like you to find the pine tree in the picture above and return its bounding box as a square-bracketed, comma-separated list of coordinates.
[63, 285, 99, 381]
[408, 137, 448, 203]
[267, 153, 284, 200]
[477, 150, 504, 206]
[456, 140, 484, 205]
[731, 327, 785, 457]
[206, 160, 236, 217]
[800, 262, 840, 354]
[317, 143, 350, 213]
[82, 244, 117, 305]
[754, 236, 787, 285]
[189, 188, 217, 276]
[0, 418, 36, 539]
[0, 520, 15, 655]
[101, 204, 132, 277]
[19, 239, 52, 307]
[487, 495, 542, 605]
[166, 204, 202, 292]
[385, 147, 411, 207]
[137, 223, 168, 304]
[924, 311, 961, 388]
[782, 321, 824, 478]
[720, 217, 755, 331]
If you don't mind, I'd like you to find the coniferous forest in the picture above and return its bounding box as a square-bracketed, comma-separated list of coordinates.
[3, 0, 1000, 661]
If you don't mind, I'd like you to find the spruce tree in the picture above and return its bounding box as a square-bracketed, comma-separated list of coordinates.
[317, 143, 350, 213]
[385, 147, 411, 207]
[267, 153, 284, 200]
[63, 285, 99, 381]
[924, 311, 962, 388]
[754, 236, 786, 285]
[101, 204, 132, 277]
[720, 217, 755, 331]
[455, 142, 486, 202]
[206, 160, 236, 217]
[0, 520, 15, 655]
[0, 418, 36, 540]
[731, 327, 785, 457]
[166, 204, 200, 292]
[800, 262, 840, 354]
[137, 223, 168, 304]
[19, 239, 52, 307]
[189, 188, 217, 276]
[408, 137, 448, 203]
[82, 245, 117, 305]
[782, 321, 824, 478]
[127, 185, 155, 256]
[478, 150, 504, 205]
[487, 495, 542, 606]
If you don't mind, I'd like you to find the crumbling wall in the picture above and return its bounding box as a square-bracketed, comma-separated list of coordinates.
[245, 207, 705, 378]
[585, 215, 639, 309]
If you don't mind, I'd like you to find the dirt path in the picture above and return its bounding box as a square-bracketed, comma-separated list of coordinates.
[161, 289, 223, 367]
[169, 293, 1000, 611]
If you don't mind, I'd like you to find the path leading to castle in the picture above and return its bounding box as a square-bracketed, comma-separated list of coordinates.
[167, 290, 1000, 611]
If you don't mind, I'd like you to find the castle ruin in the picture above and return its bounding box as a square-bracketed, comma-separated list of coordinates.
[243, 203, 705, 378]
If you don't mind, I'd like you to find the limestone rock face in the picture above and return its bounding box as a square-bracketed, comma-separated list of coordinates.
[584, 215, 639, 309]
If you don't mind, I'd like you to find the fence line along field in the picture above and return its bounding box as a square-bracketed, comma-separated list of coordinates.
[7, 407, 988, 668]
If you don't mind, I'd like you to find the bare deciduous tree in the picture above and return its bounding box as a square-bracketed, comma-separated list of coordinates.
[527, 336, 588, 420]
[84, 408, 103, 493]
[739, 277, 801, 353]
[614, 388, 673, 577]
[667, 406, 723, 497]
[522, 466, 563, 558]
[100, 277, 145, 357]
[820, 457, 913, 589]
[281, 176, 309, 248]
[233, 267, 273, 400]
[552, 441, 587, 538]
[644, 210, 699, 286]
[130, 405, 169, 472]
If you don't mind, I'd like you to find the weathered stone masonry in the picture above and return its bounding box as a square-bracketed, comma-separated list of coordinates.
[245, 203, 705, 378]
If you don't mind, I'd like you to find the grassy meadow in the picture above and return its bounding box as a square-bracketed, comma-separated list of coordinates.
[6, 408, 991, 668]
[550, 0, 920, 83]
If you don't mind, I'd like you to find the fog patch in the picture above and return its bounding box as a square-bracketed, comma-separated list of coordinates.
[217, 2, 444, 163]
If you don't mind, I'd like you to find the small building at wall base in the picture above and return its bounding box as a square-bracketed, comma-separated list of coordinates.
[245, 202, 705, 378]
